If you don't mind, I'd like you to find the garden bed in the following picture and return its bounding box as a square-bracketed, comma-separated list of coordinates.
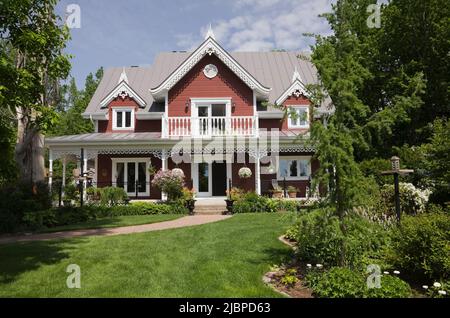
[263, 261, 313, 298]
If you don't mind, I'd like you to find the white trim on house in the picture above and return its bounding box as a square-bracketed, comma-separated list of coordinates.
[112, 107, 135, 131]
[111, 157, 151, 197]
[100, 81, 146, 108]
[287, 105, 310, 129]
[150, 37, 271, 100]
[81, 112, 109, 120]
[191, 98, 232, 115]
[275, 79, 310, 106]
[276, 155, 312, 181]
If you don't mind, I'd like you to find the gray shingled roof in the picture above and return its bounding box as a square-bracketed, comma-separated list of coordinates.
[83, 51, 332, 117]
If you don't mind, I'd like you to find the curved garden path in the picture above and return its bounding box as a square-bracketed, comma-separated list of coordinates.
[0, 215, 232, 245]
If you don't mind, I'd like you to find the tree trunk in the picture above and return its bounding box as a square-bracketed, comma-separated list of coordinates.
[15, 107, 46, 184]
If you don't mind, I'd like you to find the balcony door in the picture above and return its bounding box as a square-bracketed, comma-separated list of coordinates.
[192, 98, 231, 137]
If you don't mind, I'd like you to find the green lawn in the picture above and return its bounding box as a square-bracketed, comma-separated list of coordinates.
[0, 214, 292, 297]
[38, 214, 184, 233]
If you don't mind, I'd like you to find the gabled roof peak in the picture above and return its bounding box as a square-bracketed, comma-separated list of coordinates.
[205, 23, 215, 40]
[118, 67, 128, 84]
[292, 66, 302, 83]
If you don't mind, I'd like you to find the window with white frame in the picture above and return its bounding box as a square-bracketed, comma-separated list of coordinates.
[112, 108, 134, 130]
[278, 156, 311, 180]
[288, 106, 309, 128]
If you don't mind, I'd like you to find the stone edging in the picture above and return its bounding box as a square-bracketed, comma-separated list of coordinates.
[261, 235, 297, 298]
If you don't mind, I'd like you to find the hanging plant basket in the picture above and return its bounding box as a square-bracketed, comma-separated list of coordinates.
[238, 167, 252, 179]
[171, 168, 185, 178]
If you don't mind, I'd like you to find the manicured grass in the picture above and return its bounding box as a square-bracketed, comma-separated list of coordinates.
[37, 214, 184, 233]
[0, 214, 292, 297]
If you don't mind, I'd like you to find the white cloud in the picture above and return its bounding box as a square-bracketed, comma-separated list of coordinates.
[177, 0, 333, 52]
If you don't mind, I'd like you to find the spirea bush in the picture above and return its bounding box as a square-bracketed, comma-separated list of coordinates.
[151, 169, 184, 201]
[379, 183, 431, 216]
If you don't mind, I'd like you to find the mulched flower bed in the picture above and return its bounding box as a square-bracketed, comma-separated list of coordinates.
[262, 235, 314, 298]
[263, 262, 314, 298]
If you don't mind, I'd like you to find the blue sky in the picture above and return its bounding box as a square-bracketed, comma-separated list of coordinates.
[56, 0, 333, 88]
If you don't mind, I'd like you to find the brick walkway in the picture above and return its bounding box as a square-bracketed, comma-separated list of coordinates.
[0, 215, 232, 245]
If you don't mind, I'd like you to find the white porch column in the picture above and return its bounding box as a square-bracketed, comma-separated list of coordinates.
[62, 156, 66, 189]
[255, 155, 261, 195]
[83, 157, 88, 190]
[161, 149, 168, 200]
[48, 149, 53, 191]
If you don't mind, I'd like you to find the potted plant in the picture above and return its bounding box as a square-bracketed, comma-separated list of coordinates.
[182, 187, 196, 215]
[287, 186, 298, 198]
[225, 187, 242, 214]
[271, 186, 283, 199]
[238, 167, 252, 179]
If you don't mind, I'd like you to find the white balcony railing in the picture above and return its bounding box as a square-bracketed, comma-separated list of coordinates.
[162, 116, 258, 137]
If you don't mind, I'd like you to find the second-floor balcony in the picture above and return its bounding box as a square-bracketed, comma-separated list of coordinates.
[162, 116, 258, 137]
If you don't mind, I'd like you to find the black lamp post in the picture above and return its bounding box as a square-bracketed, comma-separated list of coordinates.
[381, 156, 414, 223]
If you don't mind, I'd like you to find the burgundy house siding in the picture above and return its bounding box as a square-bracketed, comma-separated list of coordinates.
[168, 54, 254, 117]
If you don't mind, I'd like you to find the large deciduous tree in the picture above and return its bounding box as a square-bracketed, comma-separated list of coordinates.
[50, 68, 103, 137]
[0, 0, 71, 184]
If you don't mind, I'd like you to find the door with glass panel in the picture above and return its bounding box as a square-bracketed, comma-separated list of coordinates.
[114, 160, 148, 197]
[197, 106, 209, 136]
[196, 104, 227, 136]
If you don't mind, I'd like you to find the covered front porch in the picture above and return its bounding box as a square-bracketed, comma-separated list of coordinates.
[45, 132, 318, 200]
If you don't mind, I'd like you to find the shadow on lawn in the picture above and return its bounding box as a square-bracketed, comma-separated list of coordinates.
[248, 246, 294, 267]
[0, 238, 86, 284]
[39, 217, 129, 233]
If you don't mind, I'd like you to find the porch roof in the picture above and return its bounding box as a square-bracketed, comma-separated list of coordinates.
[45, 132, 315, 160]
[45, 132, 164, 146]
[45, 131, 307, 146]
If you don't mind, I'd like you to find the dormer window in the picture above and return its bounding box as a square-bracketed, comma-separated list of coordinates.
[288, 106, 309, 129]
[112, 107, 134, 130]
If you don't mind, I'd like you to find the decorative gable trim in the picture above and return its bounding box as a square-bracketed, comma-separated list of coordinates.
[150, 37, 271, 99]
[100, 81, 146, 108]
[275, 75, 310, 106]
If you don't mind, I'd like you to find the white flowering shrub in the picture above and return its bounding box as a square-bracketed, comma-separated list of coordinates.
[380, 182, 431, 215]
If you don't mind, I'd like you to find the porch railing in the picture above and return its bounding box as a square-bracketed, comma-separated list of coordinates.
[162, 116, 258, 137]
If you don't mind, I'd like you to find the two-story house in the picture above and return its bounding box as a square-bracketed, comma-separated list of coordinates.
[45, 29, 332, 200]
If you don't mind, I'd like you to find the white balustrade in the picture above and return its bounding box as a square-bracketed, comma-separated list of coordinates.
[164, 116, 257, 137]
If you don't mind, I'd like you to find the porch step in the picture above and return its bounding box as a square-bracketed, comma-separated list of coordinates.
[194, 204, 227, 215]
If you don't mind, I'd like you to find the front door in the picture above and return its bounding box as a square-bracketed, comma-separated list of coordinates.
[212, 162, 227, 196]
[193, 162, 229, 197]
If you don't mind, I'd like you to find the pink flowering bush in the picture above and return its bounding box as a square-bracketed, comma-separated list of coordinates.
[151, 169, 184, 201]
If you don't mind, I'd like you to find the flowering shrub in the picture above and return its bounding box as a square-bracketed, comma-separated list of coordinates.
[379, 182, 431, 215]
[171, 168, 185, 178]
[238, 167, 252, 179]
[151, 169, 184, 201]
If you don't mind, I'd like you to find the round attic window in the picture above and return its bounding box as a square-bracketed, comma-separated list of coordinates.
[203, 64, 218, 79]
